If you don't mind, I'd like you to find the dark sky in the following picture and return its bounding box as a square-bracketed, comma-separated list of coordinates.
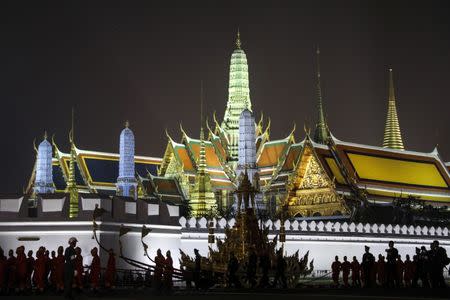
[1, 1, 450, 193]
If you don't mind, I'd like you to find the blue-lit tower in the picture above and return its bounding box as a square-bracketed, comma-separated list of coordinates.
[116, 121, 137, 199]
[34, 132, 55, 194]
[236, 109, 257, 182]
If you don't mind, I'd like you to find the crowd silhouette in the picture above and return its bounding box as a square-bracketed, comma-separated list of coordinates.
[331, 240, 450, 289]
[0, 238, 448, 298]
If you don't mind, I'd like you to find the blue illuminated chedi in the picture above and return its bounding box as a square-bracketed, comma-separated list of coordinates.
[237, 109, 257, 179]
[116, 122, 137, 199]
[34, 134, 55, 194]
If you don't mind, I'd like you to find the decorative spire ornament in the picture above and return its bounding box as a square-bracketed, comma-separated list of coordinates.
[313, 46, 329, 144]
[382, 68, 405, 150]
[221, 29, 252, 165]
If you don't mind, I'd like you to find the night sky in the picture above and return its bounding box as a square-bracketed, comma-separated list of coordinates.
[1, 1, 450, 193]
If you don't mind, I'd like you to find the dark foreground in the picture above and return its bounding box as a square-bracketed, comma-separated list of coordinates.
[1, 287, 450, 300]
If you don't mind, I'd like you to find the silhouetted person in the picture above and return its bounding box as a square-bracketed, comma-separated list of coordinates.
[350, 256, 361, 287]
[34, 249, 46, 293]
[258, 248, 270, 288]
[64, 237, 78, 299]
[193, 249, 201, 290]
[272, 249, 287, 288]
[25, 250, 34, 290]
[89, 247, 100, 291]
[376, 254, 386, 287]
[331, 256, 341, 287]
[55, 246, 64, 292]
[49, 250, 56, 289]
[44, 249, 50, 288]
[104, 249, 116, 289]
[361, 246, 375, 287]
[341, 256, 351, 287]
[396, 254, 404, 287]
[385, 241, 398, 287]
[227, 251, 240, 288]
[419, 246, 430, 288]
[430, 240, 449, 288]
[73, 247, 83, 290]
[164, 250, 173, 292]
[0, 248, 6, 293]
[247, 247, 257, 288]
[16, 246, 27, 292]
[6, 249, 16, 293]
[154, 249, 165, 291]
[403, 254, 414, 287]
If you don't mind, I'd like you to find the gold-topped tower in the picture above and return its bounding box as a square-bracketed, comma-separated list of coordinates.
[66, 108, 79, 218]
[382, 69, 404, 150]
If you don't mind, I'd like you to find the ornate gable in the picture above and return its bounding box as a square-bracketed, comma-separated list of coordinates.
[286, 140, 348, 217]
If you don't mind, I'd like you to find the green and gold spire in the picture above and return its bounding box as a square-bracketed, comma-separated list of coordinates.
[190, 82, 216, 217]
[221, 29, 252, 166]
[382, 69, 404, 150]
[66, 108, 79, 218]
[313, 47, 329, 144]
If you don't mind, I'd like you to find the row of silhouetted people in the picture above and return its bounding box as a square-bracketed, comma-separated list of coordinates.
[331, 240, 450, 288]
[0, 238, 117, 298]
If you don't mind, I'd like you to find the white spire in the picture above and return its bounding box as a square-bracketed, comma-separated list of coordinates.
[117, 121, 137, 199]
[34, 132, 55, 194]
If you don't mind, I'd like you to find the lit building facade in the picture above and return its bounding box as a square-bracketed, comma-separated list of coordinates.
[23, 32, 450, 219]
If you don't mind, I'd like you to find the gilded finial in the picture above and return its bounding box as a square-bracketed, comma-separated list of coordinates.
[33, 138, 38, 154]
[125, 120, 130, 128]
[236, 28, 241, 49]
[44, 131, 48, 140]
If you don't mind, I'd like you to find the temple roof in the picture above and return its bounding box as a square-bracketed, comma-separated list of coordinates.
[28, 142, 161, 194]
[139, 174, 186, 205]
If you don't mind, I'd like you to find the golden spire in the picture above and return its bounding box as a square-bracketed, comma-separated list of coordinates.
[313, 46, 329, 144]
[236, 28, 241, 50]
[67, 107, 79, 218]
[198, 80, 206, 174]
[125, 120, 130, 128]
[382, 68, 404, 150]
[44, 131, 48, 140]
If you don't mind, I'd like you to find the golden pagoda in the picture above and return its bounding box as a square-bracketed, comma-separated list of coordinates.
[383, 68, 405, 150]
[189, 83, 216, 216]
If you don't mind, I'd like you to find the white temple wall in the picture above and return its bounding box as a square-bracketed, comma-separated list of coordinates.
[0, 218, 449, 274]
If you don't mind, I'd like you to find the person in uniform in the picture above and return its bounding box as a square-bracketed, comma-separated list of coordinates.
[34, 249, 46, 293]
[6, 249, 16, 293]
[361, 245, 375, 287]
[341, 256, 351, 287]
[89, 247, 100, 291]
[15, 246, 27, 292]
[376, 254, 386, 287]
[49, 251, 57, 289]
[403, 254, 414, 287]
[193, 248, 201, 290]
[73, 247, 83, 290]
[331, 256, 341, 287]
[0, 248, 7, 294]
[64, 237, 78, 299]
[350, 256, 361, 287]
[164, 250, 173, 292]
[396, 254, 404, 287]
[26, 250, 35, 290]
[430, 240, 450, 288]
[104, 249, 116, 289]
[154, 249, 165, 291]
[385, 241, 399, 287]
[55, 246, 65, 292]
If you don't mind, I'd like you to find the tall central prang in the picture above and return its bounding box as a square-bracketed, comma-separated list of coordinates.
[221, 30, 252, 167]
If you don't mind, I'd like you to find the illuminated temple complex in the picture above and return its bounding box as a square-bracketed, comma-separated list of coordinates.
[23, 32, 450, 220]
